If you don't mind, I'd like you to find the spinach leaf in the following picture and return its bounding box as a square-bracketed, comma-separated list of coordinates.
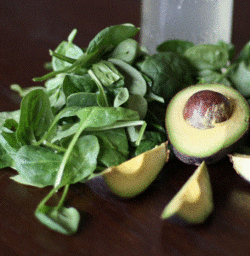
[67, 92, 99, 108]
[113, 88, 129, 108]
[198, 69, 232, 87]
[35, 184, 80, 235]
[16, 89, 54, 145]
[236, 40, 250, 65]
[0, 119, 20, 168]
[135, 131, 166, 156]
[86, 23, 139, 54]
[229, 61, 250, 98]
[62, 135, 100, 185]
[54, 107, 140, 188]
[13, 145, 63, 187]
[109, 38, 139, 64]
[184, 44, 229, 70]
[109, 58, 147, 96]
[87, 128, 129, 167]
[52, 29, 83, 71]
[63, 73, 97, 98]
[91, 60, 124, 88]
[125, 94, 148, 119]
[35, 205, 80, 235]
[156, 39, 194, 55]
[0, 110, 20, 126]
[140, 52, 194, 102]
[76, 106, 139, 128]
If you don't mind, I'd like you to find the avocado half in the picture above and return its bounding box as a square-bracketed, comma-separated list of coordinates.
[165, 84, 250, 165]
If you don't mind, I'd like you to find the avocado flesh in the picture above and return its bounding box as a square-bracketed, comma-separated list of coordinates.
[166, 84, 250, 165]
[102, 142, 169, 198]
[161, 161, 213, 224]
[229, 154, 250, 183]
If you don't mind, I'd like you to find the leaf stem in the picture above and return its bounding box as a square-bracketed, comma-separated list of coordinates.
[55, 184, 70, 211]
[49, 50, 76, 64]
[36, 186, 58, 211]
[88, 70, 109, 107]
[215, 63, 237, 83]
[33, 50, 99, 82]
[54, 119, 87, 188]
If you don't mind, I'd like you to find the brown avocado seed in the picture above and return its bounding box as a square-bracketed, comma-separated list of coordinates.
[183, 90, 233, 129]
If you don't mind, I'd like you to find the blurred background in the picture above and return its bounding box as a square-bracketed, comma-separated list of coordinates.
[1, 0, 250, 110]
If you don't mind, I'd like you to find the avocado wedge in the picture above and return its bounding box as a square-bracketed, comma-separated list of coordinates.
[165, 84, 250, 165]
[229, 153, 250, 183]
[102, 142, 169, 198]
[161, 161, 213, 224]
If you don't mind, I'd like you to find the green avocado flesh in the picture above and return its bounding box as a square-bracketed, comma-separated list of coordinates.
[165, 84, 250, 165]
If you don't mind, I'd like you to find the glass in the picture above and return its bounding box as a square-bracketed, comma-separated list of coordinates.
[140, 0, 234, 53]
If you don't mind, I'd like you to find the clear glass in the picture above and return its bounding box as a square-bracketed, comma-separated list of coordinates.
[140, 0, 234, 53]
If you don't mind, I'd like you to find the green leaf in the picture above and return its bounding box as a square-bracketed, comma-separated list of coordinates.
[35, 205, 80, 235]
[88, 129, 129, 167]
[76, 107, 140, 128]
[52, 30, 83, 71]
[141, 52, 194, 101]
[16, 89, 54, 145]
[184, 44, 229, 70]
[86, 23, 140, 54]
[230, 61, 250, 98]
[109, 58, 147, 96]
[156, 39, 194, 55]
[67, 92, 99, 108]
[13, 145, 63, 187]
[62, 135, 100, 184]
[109, 38, 139, 64]
[198, 69, 232, 87]
[91, 60, 124, 88]
[0, 110, 20, 127]
[113, 88, 129, 108]
[63, 74, 97, 98]
[0, 118, 21, 168]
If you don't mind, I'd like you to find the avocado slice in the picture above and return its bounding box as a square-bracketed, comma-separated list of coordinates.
[229, 153, 250, 183]
[161, 161, 213, 224]
[165, 84, 250, 165]
[102, 142, 169, 198]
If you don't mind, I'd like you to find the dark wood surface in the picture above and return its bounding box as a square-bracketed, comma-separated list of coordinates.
[1, 1, 250, 255]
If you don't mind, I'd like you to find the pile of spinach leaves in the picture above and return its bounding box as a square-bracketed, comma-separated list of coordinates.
[3, 23, 250, 235]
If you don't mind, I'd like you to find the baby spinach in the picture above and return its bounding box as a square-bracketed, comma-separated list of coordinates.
[184, 44, 229, 70]
[16, 89, 54, 145]
[140, 52, 194, 102]
[52, 29, 84, 71]
[109, 38, 139, 64]
[156, 39, 194, 55]
[86, 23, 140, 54]
[9, 23, 250, 235]
[35, 185, 80, 235]
[35, 204, 80, 236]
[109, 58, 147, 96]
[13, 145, 63, 187]
[229, 61, 250, 98]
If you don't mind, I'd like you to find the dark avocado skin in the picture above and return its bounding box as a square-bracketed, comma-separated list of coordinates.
[169, 131, 248, 165]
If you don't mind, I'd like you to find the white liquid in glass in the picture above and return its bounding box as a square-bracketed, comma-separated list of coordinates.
[140, 0, 234, 53]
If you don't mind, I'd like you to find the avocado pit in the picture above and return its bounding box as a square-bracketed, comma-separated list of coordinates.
[183, 90, 233, 129]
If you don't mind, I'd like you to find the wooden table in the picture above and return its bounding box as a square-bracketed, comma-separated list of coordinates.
[1, 1, 250, 255]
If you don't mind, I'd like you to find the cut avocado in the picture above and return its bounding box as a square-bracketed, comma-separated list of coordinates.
[102, 142, 169, 198]
[165, 84, 250, 165]
[229, 153, 250, 183]
[161, 161, 213, 224]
